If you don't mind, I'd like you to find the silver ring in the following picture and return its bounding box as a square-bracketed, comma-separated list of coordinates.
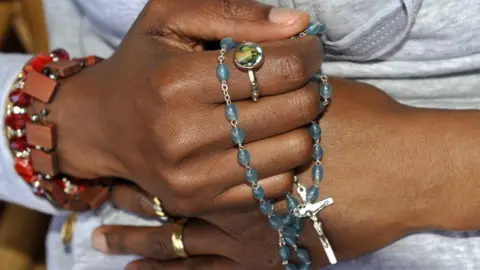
[233, 42, 264, 102]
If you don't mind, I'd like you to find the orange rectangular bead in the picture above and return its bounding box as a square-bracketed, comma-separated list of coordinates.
[23, 71, 58, 103]
[30, 148, 58, 176]
[26, 122, 57, 149]
[78, 187, 110, 210]
[45, 60, 82, 78]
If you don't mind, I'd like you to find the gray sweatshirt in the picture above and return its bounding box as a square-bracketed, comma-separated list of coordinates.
[0, 0, 479, 269]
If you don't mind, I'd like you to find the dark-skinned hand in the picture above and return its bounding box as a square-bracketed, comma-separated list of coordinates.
[92, 79, 427, 270]
[49, 0, 325, 217]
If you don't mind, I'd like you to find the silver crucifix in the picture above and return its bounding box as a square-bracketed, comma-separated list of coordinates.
[292, 183, 337, 265]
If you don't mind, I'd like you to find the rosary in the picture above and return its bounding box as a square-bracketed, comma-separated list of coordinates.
[216, 21, 335, 269]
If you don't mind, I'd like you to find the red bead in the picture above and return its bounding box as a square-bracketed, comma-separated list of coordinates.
[8, 89, 31, 107]
[5, 113, 29, 130]
[9, 137, 28, 152]
[14, 158, 35, 184]
[29, 54, 52, 73]
[51, 49, 70, 60]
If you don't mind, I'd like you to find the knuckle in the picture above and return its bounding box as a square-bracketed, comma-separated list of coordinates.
[278, 172, 294, 194]
[296, 86, 322, 120]
[279, 53, 309, 83]
[288, 130, 312, 165]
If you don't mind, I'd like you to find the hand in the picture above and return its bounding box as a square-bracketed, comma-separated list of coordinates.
[93, 79, 422, 269]
[48, 0, 324, 216]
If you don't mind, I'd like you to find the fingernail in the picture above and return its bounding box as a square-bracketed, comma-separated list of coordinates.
[269, 7, 307, 25]
[92, 229, 108, 253]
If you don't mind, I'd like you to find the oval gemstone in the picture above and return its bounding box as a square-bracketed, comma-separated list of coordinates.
[306, 186, 319, 203]
[216, 63, 230, 81]
[5, 113, 29, 130]
[225, 104, 238, 121]
[286, 193, 299, 211]
[282, 213, 296, 226]
[309, 123, 322, 140]
[297, 248, 310, 263]
[231, 127, 245, 144]
[284, 233, 297, 247]
[252, 185, 265, 200]
[9, 137, 27, 152]
[320, 83, 332, 100]
[14, 158, 34, 183]
[312, 164, 324, 183]
[9, 89, 31, 107]
[220, 37, 236, 50]
[244, 168, 258, 184]
[293, 218, 305, 233]
[312, 143, 324, 161]
[279, 246, 290, 261]
[51, 48, 70, 60]
[260, 200, 273, 215]
[283, 226, 298, 238]
[269, 215, 283, 230]
[237, 149, 250, 166]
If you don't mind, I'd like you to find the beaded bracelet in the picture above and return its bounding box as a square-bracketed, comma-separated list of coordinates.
[4, 50, 109, 211]
[217, 22, 335, 269]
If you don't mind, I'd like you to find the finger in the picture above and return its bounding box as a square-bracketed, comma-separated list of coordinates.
[187, 128, 311, 205]
[139, 0, 310, 43]
[213, 172, 294, 210]
[111, 184, 158, 218]
[209, 83, 321, 149]
[125, 257, 247, 270]
[173, 36, 323, 103]
[92, 220, 230, 260]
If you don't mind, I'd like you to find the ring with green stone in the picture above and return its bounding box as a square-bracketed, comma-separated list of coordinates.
[233, 42, 264, 102]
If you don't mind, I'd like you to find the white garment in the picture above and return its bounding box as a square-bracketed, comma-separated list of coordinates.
[0, 0, 479, 269]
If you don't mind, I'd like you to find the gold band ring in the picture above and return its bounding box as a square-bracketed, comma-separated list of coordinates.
[171, 219, 189, 259]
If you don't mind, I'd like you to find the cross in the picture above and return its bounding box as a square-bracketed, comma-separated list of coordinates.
[292, 183, 338, 265]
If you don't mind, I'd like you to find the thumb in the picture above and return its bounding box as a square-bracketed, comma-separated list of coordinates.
[138, 0, 310, 43]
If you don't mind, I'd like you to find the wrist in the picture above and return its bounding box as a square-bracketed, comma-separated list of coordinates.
[405, 108, 480, 231]
[47, 61, 125, 179]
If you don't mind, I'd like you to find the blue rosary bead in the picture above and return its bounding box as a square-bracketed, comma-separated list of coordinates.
[285, 263, 298, 270]
[260, 200, 273, 215]
[312, 143, 324, 161]
[237, 148, 250, 166]
[244, 168, 258, 184]
[312, 164, 324, 182]
[309, 123, 322, 140]
[284, 232, 297, 247]
[231, 127, 245, 144]
[282, 213, 296, 226]
[297, 248, 311, 263]
[286, 193, 299, 211]
[216, 63, 230, 81]
[220, 37, 236, 50]
[283, 226, 298, 237]
[305, 22, 326, 36]
[252, 185, 265, 200]
[279, 246, 291, 261]
[225, 104, 238, 121]
[269, 215, 284, 230]
[299, 263, 311, 270]
[320, 82, 333, 100]
[306, 185, 319, 202]
[293, 218, 305, 233]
